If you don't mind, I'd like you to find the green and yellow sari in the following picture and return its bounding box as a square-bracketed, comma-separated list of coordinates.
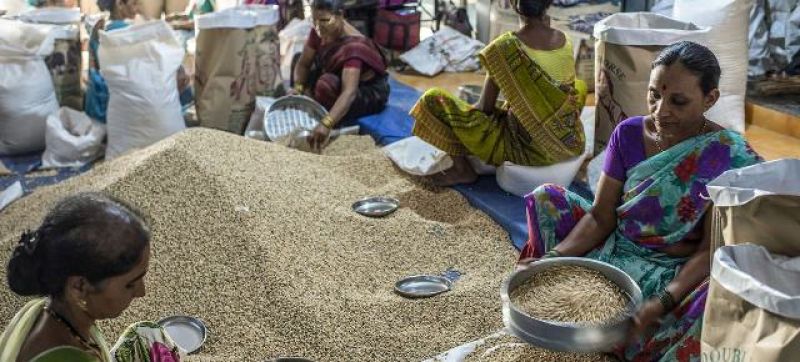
[0, 299, 182, 362]
[410, 32, 586, 167]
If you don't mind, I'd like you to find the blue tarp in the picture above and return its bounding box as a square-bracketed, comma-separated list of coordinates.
[0, 152, 93, 197]
[355, 77, 593, 250]
[357, 77, 417, 146]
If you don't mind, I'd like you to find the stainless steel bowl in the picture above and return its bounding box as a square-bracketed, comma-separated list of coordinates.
[158, 315, 208, 354]
[394, 275, 452, 298]
[501, 257, 643, 352]
[351, 196, 400, 217]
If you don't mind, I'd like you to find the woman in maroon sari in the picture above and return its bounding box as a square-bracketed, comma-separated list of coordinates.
[291, 0, 390, 149]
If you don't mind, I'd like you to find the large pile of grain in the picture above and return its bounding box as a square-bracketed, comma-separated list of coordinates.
[463, 333, 617, 362]
[0, 129, 516, 361]
[510, 265, 627, 325]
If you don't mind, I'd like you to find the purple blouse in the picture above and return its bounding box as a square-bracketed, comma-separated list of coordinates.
[603, 116, 647, 182]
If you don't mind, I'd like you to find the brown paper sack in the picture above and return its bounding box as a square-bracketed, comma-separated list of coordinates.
[592, 13, 709, 154]
[707, 159, 800, 257]
[702, 245, 800, 362]
[195, 5, 283, 134]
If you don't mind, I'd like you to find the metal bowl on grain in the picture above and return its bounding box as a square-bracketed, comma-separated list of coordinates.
[263, 95, 329, 141]
[501, 257, 642, 353]
[158, 315, 207, 354]
[394, 275, 452, 298]
[351, 196, 400, 217]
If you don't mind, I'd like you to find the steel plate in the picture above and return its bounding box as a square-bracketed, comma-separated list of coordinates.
[351, 196, 400, 217]
[158, 315, 207, 354]
[395, 275, 452, 298]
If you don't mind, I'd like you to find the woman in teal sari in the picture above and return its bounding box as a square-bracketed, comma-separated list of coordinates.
[518, 41, 762, 361]
[0, 193, 181, 362]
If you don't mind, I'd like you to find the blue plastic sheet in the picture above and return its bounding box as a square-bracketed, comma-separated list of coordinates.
[357, 77, 594, 250]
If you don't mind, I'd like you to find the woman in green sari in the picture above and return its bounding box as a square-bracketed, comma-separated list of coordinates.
[0, 193, 181, 362]
[409, 0, 587, 186]
[518, 42, 762, 361]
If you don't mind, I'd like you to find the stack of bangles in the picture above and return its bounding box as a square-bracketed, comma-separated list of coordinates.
[655, 289, 677, 314]
[293, 84, 304, 94]
[320, 115, 335, 129]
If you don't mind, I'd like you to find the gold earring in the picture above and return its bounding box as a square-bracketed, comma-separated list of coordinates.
[78, 299, 89, 312]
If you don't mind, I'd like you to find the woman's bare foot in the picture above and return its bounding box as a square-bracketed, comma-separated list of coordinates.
[427, 156, 478, 186]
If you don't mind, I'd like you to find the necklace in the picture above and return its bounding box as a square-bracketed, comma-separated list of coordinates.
[655, 119, 707, 152]
[45, 306, 101, 355]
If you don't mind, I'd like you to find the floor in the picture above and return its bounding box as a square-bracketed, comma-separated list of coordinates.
[749, 94, 800, 118]
[391, 71, 800, 161]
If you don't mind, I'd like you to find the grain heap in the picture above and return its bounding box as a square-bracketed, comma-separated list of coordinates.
[462, 333, 617, 362]
[0, 129, 516, 361]
[510, 265, 627, 325]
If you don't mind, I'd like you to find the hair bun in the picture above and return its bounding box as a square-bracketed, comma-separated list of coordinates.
[515, 0, 553, 18]
[6, 233, 45, 296]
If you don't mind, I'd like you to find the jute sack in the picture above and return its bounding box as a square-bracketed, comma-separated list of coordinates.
[195, 5, 283, 134]
[706, 159, 800, 257]
[592, 13, 709, 154]
[702, 245, 800, 362]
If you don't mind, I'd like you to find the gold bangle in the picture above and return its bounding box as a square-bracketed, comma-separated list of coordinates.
[320, 115, 335, 129]
[294, 84, 305, 93]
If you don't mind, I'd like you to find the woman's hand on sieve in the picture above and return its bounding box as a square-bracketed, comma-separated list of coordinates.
[308, 124, 331, 152]
[627, 298, 664, 344]
[515, 257, 539, 271]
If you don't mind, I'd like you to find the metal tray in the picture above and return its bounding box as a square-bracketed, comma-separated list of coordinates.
[158, 315, 207, 354]
[501, 257, 643, 352]
[351, 196, 399, 217]
[394, 275, 452, 298]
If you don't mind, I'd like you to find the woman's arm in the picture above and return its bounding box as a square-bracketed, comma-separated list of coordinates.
[293, 44, 316, 91]
[326, 67, 361, 125]
[308, 67, 360, 150]
[549, 174, 623, 257]
[665, 211, 712, 302]
[630, 209, 713, 339]
[475, 75, 499, 114]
